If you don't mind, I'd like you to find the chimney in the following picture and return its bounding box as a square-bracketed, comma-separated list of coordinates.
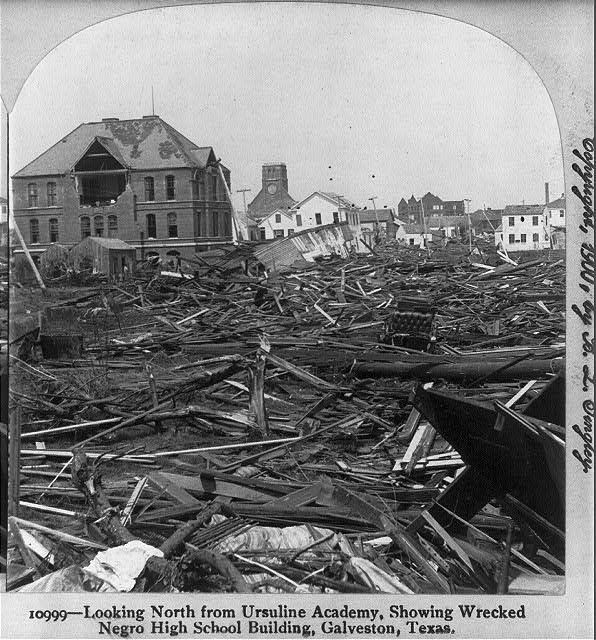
[545, 182, 550, 206]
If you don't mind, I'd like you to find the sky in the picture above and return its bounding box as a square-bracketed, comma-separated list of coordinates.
[6, 2, 564, 214]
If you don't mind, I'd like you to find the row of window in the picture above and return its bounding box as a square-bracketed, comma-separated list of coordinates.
[508, 215, 542, 226]
[28, 182, 57, 208]
[271, 211, 360, 228]
[29, 218, 59, 243]
[144, 176, 176, 202]
[143, 174, 222, 202]
[508, 233, 541, 243]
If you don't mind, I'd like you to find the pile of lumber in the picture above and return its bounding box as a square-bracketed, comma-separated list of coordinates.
[6, 243, 565, 594]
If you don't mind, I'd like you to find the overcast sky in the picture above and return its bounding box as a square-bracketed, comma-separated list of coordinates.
[7, 3, 563, 212]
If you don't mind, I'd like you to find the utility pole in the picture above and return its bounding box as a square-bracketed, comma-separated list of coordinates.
[464, 198, 472, 252]
[368, 197, 380, 241]
[237, 188, 251, 217]
[420, 197, 430, 255]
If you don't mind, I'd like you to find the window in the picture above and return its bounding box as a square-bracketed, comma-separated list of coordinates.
[532, 233, 539, 242]
[288, 229, 294, 236]
[166, 175, 176, 200]
[520, 234, 527, 243]
[433, 205, 440, 210]
[30, 219, 39, 243]
[532, 216, 539, 226]
[47, 182, 57, 206]
[28, 183, 38, 207]
[146, 213, 156, 238]
[560, 211, 564, 217]
[315, 213, 322, 225]
[167, 212, 178, 238]
[49, 218, 59, 243]
[94, 215, 104, 237]
[409, 238, 415, 245]
[333, 212, 339, 223]
[508, 234, 515, 244]
[81, 217, 91, 239]
[212, 211, 220, 237]
[296, 214, 302, 227]
[259, 227, 266, 240]
[107, 215, 118, 238]
[274, 229, 284, 238]
[210, 174, 218, 201]
[275, 213, 282, 223]
[144, 177, 155, 201]
[508, 217, 515, 226]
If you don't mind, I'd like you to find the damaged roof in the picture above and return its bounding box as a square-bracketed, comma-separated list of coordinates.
[13, 116, 218, 177]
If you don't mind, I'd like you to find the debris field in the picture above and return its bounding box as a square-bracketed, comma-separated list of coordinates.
[6, 240, 566, 595]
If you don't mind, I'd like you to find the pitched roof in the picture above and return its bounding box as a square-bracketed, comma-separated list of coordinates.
[247, 185, 296, 220]
[13, 116, 217, 177]
[503, 204, 544, 216]
[546, 196, 566, 209]
[256, 208, 294, 224]
[293, 191, 359, 210]
[359, 209, 395, 223]
[470, 208, 503, 221]
[395, 218, 426, 234]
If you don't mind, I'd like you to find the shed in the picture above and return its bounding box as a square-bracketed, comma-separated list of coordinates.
[69, 236, 136, 276]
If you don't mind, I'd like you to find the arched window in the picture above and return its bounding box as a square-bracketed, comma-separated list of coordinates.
[28, 183, 38, 207]
[165, 175, 176, 200]
[94, 215, 104, 237]
[146, 213, 156, 238]
[144, 177, 155, 201]
[80, 216, 91, 239]
[47, 182, 57, 206]
[167, 212, 178, 238]
[107, 215, 118, 238]
[29, 219, 40, 243]
[49, 218, 59, 243]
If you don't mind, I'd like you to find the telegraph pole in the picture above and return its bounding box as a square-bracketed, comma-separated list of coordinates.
[237, 188, 251, 217]
[464, 198, 472, 252]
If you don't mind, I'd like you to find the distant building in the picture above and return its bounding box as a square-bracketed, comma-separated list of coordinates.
[359, 208, 398, 244]
[394, 219, 432, 247]
[11, 115, 233, 262]
[291, 191, 362, 243]
[247, 163, 296, 221]
[0, 196, 7, 220]
[256, 208, 297, 240]
[544, 194, 566, 249]
[426, 214, 469, 239]
[495, 204, 549, 252]
[397, 192, 465, 225]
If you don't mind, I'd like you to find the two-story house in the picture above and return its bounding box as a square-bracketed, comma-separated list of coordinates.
[495, 204, 550, 252]
[11, 115, 233, 263]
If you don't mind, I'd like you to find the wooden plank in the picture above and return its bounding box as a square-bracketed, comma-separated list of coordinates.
[146, 472, 200, 506]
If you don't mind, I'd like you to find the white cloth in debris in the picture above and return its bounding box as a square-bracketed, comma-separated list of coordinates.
[83, 540, 164, 592]
[212, 517, 337, 554]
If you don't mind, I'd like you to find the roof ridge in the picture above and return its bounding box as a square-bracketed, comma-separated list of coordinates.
[12, 122, 87, 177]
